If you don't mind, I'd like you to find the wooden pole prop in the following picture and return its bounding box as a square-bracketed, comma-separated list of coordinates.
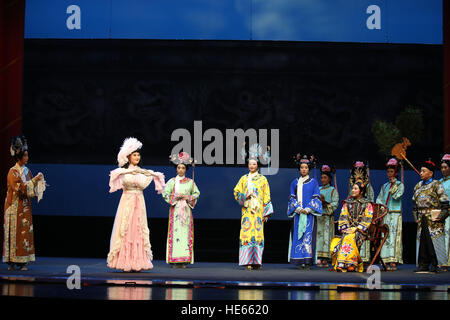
[391, 138, 420, 175]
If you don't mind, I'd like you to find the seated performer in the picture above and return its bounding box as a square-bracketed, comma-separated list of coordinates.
[330, 181, 373, 272]
[348, 160, 374, 264]
[287, 154, 322, 269]
[413, 160, 449, 273]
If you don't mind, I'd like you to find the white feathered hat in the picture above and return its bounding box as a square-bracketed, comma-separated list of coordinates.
[117, 137, 142, 167]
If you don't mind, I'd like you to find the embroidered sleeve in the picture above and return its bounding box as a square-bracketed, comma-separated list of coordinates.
[330, 188, 339, 212]
[305, 180, 322, 216]
[357, 203, 374, 234]
[391, 182, 404, 200]
[437, 182, 449, 220]
[8, 169, 30, 196]
[287, 179, 300, 218]
[162, 178, 177, 206]
[187, 180, 200, 209]
[366, 185, 374, 202]
[24, 169, 37, 198]
[338, 203, 349, 232]
[262, 177, 274, 218]
[233, 176, 246, 207]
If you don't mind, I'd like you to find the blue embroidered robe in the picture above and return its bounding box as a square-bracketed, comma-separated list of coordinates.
[287, 177, 322, 265]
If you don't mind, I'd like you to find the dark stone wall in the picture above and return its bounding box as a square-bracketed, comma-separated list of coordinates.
[23, 39, 443, 169]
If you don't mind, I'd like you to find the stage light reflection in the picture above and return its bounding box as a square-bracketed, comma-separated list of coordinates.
[238, 289, 264, 300]
[165, 287, 193, 300]
[107, 286, 152, 300]
[1, 283, 35, 297]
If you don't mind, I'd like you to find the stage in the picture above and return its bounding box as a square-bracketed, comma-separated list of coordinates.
[0, 257, 449, 300]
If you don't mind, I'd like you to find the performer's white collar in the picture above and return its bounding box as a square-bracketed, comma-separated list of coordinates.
[297, 175, 309, 208]
[248, 171, 258, 178]
[299, 175, 309, 183]
[176, 175, 185, 181]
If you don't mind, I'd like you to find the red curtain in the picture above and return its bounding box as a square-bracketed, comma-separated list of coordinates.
[0, 0, 25, 250]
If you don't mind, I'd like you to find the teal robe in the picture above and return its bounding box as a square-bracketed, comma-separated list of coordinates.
[440, 176, 450, 266]
[317, 184, 339, 259]
[376, 179, 404, 264]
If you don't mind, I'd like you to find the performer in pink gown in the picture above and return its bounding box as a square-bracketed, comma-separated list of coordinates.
[107, 137, 165, 272]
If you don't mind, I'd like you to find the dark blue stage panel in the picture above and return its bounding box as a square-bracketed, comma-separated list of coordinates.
[25, 0, 442, 44]
[28, 164, 425, 223]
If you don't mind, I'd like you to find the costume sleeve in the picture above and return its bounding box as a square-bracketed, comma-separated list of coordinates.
[144, 169, 166, 194]
[8, 169, 37, 198]
[287, 179, 300, 218]
[304, 179, 322, 216]
[390, 182, 404, 200]
[25, 169, 38, 198]
[109, 168, 125, 193]
[376, 185, 384, 205]
[357, 203, 374, 234]
[437, 182, 449, 221]
[162, 178, 177, 206]
[412, 183, 420, 222]
[330, 188, 339, 212]
[338, 203, 349, 232]
[366, 184, 374, 202]
[186, 180, 200, 209]
[262, 177, 274, 218]
[233, 176, 246, 207]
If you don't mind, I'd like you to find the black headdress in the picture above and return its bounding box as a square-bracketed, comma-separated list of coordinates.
[421, 159, 436, 172]
[349, 160, 370, 190]
[10, 135, 28, 160]
[293, 153, 316, 170]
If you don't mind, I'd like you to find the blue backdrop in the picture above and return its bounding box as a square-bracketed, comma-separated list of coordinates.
[27, 163, 443, 222]
[25, 0, 442, 44]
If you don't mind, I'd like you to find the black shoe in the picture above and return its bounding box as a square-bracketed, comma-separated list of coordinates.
[414, 266, 429, 273]
[429, 266, 440, 274]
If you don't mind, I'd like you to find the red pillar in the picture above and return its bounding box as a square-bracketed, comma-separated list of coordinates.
[445, 0, 450, 152]
[0, 0, 25, 250]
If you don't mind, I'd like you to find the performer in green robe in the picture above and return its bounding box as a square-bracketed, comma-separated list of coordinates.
[317, 164, 339, 267]
[376, 158, 404, 270]
[163, 152, 200, 268]
[439, 154, 450, 270]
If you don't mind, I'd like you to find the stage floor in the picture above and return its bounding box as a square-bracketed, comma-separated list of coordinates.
[0, 257, 449, 300]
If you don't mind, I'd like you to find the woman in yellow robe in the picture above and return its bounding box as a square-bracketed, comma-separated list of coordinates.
[234, 158, 273, 270]
[330, 181, 373, 272]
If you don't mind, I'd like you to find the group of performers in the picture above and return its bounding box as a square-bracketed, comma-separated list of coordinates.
[2, 135, 450, 275]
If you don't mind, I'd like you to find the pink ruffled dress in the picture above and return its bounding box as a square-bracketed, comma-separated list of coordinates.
[107, 165, 165, 272]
